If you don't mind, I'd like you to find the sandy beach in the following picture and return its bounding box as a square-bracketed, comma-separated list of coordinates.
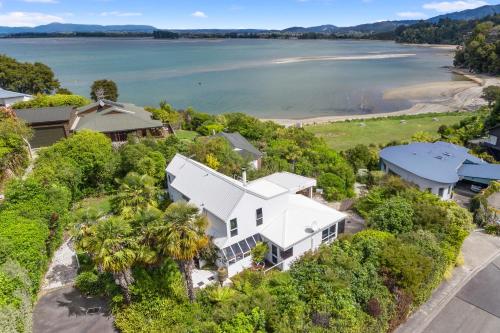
[263, 69, 500, 126]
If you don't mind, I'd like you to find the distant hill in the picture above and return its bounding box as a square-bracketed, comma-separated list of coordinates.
[0, 4, 498, 36]
[427, 4, 500, 23]
[0, 22, 156, 35]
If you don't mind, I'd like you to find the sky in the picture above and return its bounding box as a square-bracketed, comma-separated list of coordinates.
[0, 0, 498, 29]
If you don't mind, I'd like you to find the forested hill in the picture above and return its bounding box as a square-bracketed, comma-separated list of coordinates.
[454, 17, 500, 75]
[395, 15, 500, 45]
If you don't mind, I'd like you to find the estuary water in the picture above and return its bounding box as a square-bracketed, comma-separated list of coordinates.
[0, 38, 460, 118]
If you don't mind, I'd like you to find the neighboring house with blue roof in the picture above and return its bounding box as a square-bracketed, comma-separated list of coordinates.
[0, 88, 32, 107]
[380, 141, 500, 200]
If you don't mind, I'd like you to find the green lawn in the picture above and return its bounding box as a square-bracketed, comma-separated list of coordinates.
[306, 112, 472, 151]
[175, 130, 199, 141]
[77, 195, 112, 214]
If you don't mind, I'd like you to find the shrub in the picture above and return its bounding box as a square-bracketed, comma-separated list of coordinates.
[12, 94, 90, 109]
[75, 271, 105, 296]
[368, 197, 414, 234]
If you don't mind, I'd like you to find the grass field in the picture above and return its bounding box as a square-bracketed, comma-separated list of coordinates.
[306, 112, 472, 151]
[175, 129, 199, 141]
[77, 195, 112, 214]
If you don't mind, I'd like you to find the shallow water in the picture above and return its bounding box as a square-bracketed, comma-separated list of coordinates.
[0, 38, 459, 118]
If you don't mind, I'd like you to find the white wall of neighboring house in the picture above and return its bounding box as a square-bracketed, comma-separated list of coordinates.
[487, 135, 498, 145]
[381, 159, 454, 200]
[0, 95, 31, 107]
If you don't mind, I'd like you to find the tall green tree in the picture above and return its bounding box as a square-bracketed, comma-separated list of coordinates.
[147, 202, 208, 302]
[111, 172, 159, 219]
[90, 79, 119, 101]
[77, 217, 139, 303]
[0, 54, 60, 94]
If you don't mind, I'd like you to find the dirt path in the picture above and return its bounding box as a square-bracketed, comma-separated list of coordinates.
[41, 238, 79, 293]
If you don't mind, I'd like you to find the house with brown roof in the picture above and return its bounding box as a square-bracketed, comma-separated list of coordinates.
[15, 99, 167, 147]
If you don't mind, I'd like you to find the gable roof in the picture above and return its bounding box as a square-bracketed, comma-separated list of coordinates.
[14, 106, 74, 124]
[0, 88, 30, 99]
[380, 141, 485, 184]
[73, 100, 163, 132]
[260, 194, 346, 249]
[217, 132, 263, 159]
[166, 154, 318, 220]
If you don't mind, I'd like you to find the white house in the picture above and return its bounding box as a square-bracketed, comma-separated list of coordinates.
[166, 154, 347, 287]
[380, 141, 500, 200]
[0, 88, 32, 107]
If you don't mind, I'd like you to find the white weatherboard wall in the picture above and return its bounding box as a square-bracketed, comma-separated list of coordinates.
[382, 160, 454, 200]
[0, 95, 30, 107]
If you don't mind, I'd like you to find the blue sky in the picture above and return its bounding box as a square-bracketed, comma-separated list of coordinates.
[0, 0, 498, 28]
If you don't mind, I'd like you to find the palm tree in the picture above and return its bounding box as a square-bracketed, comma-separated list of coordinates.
[112, 172, 159, 219]
[76, 217, 139, 303]
[147, 202, 208, 302]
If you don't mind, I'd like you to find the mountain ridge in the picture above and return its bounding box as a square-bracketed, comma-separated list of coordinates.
[0, 4, 498, 35]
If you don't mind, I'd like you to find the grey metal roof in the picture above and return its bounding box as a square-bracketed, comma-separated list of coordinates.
[14, 106, 74, 124]
[458, 164, 500, 181]
[0, 88, 30, 99]
[167, 154, 246, 220]
[380, 141, 486, 184]
[74, 101, 163, 132]
[218, 132, 263, 159]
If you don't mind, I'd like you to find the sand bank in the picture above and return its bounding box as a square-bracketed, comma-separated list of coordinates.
[273, 53, 416, 64]
[262, 70, 500, 127]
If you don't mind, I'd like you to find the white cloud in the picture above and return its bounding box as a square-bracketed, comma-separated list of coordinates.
[397, 11, 427, 18]
[100, 11, 142, 17]
[22, 0, 59, 3]
[191, 11, 207, 18]
[423, 1, 489, 12]
[0, 11, 63, 26]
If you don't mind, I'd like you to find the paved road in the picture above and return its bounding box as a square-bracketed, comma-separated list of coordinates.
[425, 256, 500, 333]
[33, 286, 116, 333]
[397, 231, 500, 333]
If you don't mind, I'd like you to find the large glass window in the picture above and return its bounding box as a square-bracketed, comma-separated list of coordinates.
[256, 208, 263, 226]
[322, 224, 337, 243]
[230, 218, 238, 237]
[222, 234, 263, 266]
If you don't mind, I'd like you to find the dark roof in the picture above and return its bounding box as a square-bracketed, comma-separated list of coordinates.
[73, 100, 163, 132]
[14, 106, 74, 124]
[217, 132, 263, 159]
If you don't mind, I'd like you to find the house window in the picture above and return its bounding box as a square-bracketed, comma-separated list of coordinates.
[271, 244, 279, 264]
[322, 225, 337, 244]
[222, 234, 262, 266]
[230, 218, 238, 237]
[438, 188, 445, 197]
[280, 247, 293, 260]
[256, 208, 263, 226]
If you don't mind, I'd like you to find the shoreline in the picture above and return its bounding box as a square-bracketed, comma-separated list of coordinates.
[262, 69, 499, 127]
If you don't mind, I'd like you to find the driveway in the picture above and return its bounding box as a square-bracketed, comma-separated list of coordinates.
[33, 286, 116, 333]
[425, 256, 500, 333]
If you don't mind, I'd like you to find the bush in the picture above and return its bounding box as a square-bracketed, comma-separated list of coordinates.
[12, 94, 90, 109]
[368, 197, 414, 234]
[75, 271, 105, 296]
[485, 224, 500, 236]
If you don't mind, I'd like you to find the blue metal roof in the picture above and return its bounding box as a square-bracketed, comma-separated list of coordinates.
[458, 164, 500, 181]
[380, 141, 486, 184]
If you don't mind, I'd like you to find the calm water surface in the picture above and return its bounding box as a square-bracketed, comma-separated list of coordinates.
[0, 38, 459, 118]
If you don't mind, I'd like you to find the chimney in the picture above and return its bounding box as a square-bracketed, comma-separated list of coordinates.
[242, 169, 247, 186]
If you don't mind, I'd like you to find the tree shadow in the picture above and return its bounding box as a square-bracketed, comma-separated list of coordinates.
[55, 288, 112, 318]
